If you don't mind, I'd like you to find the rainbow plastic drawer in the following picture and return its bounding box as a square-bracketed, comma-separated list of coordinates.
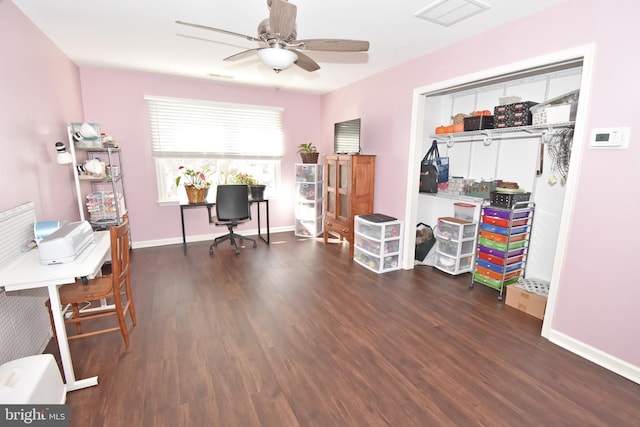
[476, 258, 523, 274]
[478, 244, 525, 259]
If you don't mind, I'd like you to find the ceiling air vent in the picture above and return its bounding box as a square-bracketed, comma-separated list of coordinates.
[414, 0, 490, 27]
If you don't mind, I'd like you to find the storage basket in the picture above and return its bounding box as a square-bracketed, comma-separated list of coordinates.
[465, 180, 497, 199]
[300, 152, 319, 164]
[490, 191, 531, 208]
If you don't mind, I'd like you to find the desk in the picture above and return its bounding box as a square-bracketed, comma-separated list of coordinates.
[0, 231, 110, 392]
[180, 199, 270, 255]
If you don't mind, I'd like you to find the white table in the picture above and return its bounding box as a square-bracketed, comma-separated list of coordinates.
[0, 231, 110, 392]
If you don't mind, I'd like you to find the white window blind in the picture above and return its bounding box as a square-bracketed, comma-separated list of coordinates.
[145, 96, 284, 160]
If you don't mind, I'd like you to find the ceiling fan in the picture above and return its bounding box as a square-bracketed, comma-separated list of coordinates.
[176, 0, 370, 73]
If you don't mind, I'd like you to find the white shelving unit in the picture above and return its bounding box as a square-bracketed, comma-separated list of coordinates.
[430, 122, 575, 145]
[353, 216, 403, 274]
[433, 217, 477, 275]
[294, 163, 324, 237]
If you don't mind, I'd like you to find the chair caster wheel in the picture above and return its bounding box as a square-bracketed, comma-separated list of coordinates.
[253, 242, 257, 248]
[235, 250, 240, 255]
[239, 238, 244, 244]
[209, 248, 214, 256]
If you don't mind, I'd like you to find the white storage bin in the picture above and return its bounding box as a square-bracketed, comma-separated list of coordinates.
[296, 182, 322, 202]
[454, 202, 476, 222]
[0, 354, 66, 404]
[354, 234, 381, 255]
[436, 217, 475, 240]
[436, 238, 475, 257]
[295, 164, 323, 183]
[354, 247, 381, 272]
[295, 200, 323, 221]
[295, 217, 323, 237]
[354, 219, 402, 240]
[435, 252, 473, 275]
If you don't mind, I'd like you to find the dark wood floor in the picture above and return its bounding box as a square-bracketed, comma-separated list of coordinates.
[46, 232, 640, 426]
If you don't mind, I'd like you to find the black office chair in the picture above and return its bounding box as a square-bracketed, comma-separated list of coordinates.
[209, 184, 257, 255]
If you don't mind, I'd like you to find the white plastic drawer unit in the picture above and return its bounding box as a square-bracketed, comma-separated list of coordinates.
[353, 216, 403, 274]
[294, 163, 324, 238]
[433, 216, 477, 276]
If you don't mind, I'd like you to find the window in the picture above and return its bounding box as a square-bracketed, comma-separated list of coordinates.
[145, 95, 284, 202]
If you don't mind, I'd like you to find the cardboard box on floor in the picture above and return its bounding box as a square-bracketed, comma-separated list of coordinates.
[505, 285, 547, 320]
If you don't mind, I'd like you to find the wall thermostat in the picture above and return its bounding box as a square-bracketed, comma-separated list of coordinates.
[589, 127, 630, 149]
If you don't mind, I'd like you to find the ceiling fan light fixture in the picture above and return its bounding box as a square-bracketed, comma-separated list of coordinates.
[258, 47, 298, 73]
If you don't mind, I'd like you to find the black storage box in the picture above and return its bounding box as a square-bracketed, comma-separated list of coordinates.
[463, 115, 495, 131]
[494, 101, 537, 128]
[489, 191, 531, 208]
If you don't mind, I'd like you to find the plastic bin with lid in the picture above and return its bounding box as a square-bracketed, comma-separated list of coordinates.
[436, 217, 476, 240]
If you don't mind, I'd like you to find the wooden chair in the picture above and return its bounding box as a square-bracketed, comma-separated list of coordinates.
[45, 218, 136, 347]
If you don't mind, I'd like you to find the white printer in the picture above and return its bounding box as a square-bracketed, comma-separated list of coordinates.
[38, 220, 94, 265]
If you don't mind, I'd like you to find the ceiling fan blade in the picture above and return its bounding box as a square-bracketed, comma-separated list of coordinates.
[224, 49, 260, 61]
[176, 20, 261, 42]
[293, 50, 320, 72]
[269, 0, 297, 38]
[297, 39, 370, 52]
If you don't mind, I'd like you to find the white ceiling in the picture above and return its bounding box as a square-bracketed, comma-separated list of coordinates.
[13, 0, 566, 94]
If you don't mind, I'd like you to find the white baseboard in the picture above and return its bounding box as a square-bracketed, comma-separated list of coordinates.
[131, 225, 295, 249]
[547, 329, 640, 384]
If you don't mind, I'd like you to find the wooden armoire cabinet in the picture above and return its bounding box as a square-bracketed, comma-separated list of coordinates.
[323, 154, 375, 257]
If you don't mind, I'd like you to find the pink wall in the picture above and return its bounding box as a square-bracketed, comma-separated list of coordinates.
[0, 1, 84, 221]
[323, 0, 640, 369]
[78, 69, 321, 243]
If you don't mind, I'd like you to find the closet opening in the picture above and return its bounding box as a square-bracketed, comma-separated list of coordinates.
[402, 45, 595, 335]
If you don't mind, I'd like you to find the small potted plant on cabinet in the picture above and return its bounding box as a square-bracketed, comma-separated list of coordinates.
[297, 142, 319, 164]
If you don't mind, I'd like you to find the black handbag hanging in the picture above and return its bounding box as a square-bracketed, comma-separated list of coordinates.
[420, 140, 448, 193]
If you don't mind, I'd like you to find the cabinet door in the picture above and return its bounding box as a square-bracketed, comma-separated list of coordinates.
[350, 155, 375, 217]
[325, 159, 337, 220]
[336, 158, 351, 223]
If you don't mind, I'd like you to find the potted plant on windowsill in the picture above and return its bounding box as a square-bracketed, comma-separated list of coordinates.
[297, 142, 319, 164]
[233, 172, 266, 200]
[176, 165, 212, 204]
